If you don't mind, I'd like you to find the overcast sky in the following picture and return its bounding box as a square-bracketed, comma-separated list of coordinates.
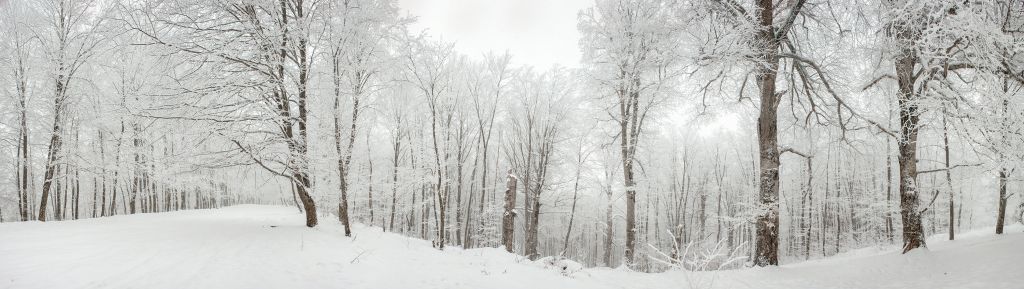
[396, 0, 592, 69]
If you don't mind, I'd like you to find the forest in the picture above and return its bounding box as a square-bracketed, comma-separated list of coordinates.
[2, 0, 1024, 280]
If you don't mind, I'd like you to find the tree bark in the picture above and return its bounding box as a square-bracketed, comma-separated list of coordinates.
[15, 46, 30, 221]
[886, 139, 894, 242]
[996, 169, 1008, 234]
[388, 124, 402, 232]
[501, 170, 517, 253]
[895, 42, 925, 253]
[604, 182, 614, 267]
[38, 78, 67, 222]
[942, 114, 954, 240]
[562, 152, 585, 254]
[753, 0, 782, 266]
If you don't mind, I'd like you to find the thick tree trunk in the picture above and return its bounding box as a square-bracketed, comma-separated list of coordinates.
[753, 6, 781, 267]
[524, 139, 552, 260]
[996, 85, 1011, 235]
[38, 2, 75, 222]
[277, 0, 317, 228]
[524, 187, 540, 259]
[15, 39, 31, 222]
[17, 119, 30, 221]
[38, 82, 66, 222]
[501, 170, 517, 253]
[895, 49, 925, 253]
[17, 87, 30, 221]
[295, 173, 317, 228]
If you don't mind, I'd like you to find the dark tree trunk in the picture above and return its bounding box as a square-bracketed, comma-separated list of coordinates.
[329, 49, 358, 234]
[895, 44, 925, 253]
[997, 169, 1008, 234]
[753, 0, 781, 266]
[38, 87, 65, 222]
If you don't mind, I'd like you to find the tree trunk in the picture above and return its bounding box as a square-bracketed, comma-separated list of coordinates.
[942, 114, 954, 240]
[996, 169, 1008, 234]
[562, 159, 584, 254]
[16, 78, 30, 221]
[996, 83, 1011, 235]
[368, 143, 375, 225]
[604, 184, 614, 267]
[388, 127, 401, 232]
[331, 49, 360, 236]
[802, 157, 813, 260]
[501, 170, 517, 253]
[753, 0, 781, 265]
[895, 47, 925, 253]
[454, 133, 465, 246]
[38, 98, 65, 222]
[885, 139, 894, 242]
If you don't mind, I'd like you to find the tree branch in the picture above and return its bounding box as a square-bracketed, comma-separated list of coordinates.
[917, 163, 982, 175]
[775, 0, 809, 39]
[779, 52, 898, 138]
[780, 146, 812, 159]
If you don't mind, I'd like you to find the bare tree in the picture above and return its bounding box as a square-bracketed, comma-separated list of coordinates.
[38, 0, 104, 221]
[579, 0, 683, 266]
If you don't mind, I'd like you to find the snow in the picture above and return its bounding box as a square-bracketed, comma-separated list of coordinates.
[2, 205, 1022, 289]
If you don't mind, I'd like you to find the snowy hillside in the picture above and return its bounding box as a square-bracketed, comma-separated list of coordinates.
[1, 205, 1021, 289]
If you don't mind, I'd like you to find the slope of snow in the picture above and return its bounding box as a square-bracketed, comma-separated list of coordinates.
[1, 205, 1021, 289]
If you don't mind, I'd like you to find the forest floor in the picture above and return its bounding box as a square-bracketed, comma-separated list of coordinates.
[1, 205, 1022, 289]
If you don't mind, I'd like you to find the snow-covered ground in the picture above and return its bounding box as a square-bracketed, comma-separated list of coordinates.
[1, 205, 1021, 289]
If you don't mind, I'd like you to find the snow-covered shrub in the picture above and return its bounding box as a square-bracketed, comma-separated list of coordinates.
[648, 234, 748, 271]
[535, 256, 584, 276]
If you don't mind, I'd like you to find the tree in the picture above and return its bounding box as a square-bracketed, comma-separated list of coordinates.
[878, 0, 1024, 250]
[467, 52, 512, 248]
[328, 0, 404, 236]
[504, 68, 573, 260]
[1, 2, 35, 221]
[579, 0, 683, 267]
[692, 0, 885, 265]
[38, 0, 104, 221]
[123, 0, 321, 226]
[501, 169, 517, 253]
[402, 38, 457, 248]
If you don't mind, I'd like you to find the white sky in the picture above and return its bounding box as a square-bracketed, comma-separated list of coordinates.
[396, 0, 592, 69]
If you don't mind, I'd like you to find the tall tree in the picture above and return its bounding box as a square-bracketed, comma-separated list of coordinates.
[579, 0, 683, 266]
[38, 0, 103, 221]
